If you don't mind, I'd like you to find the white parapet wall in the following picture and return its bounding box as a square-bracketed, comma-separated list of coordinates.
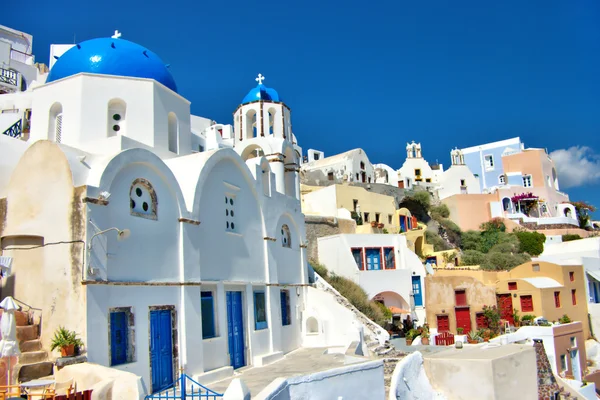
[253, 360, 385, 400]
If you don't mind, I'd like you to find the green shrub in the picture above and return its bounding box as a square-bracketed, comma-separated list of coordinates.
[488, 241, 519, 254]
[515, 231, 546, 256]
[562, 234, 582, 242]
[482, 252, 530, 271]
[376, 301, 392, 320]
[310, 261, 328, 279]
[460, 230, 481, 251]
[327, 274, 387, 327]
[461, 250, 486, 266]
[559, 314, 571, 324]
[480, 218, 506, 233]
[430, 204, 450, 220]
[425, 230, 451, 251]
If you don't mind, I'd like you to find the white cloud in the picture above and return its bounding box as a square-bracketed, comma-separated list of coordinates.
[550, 146, 600, 189]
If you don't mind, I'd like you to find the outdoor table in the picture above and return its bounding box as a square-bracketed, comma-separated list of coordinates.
[20, 379, 55, 395]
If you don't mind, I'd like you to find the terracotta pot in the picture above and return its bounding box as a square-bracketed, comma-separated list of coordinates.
[378, 223, 384, 228]
[406, 338, 413, 346]
[370, 222, 377, 227]
[61, 344, 75, 357]
[421, 337, 429, 345]
[467, 339, 478, 344]
[484, 338, 489, 343]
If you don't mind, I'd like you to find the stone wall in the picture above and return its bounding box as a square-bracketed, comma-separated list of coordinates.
[305, 215, 356, 262]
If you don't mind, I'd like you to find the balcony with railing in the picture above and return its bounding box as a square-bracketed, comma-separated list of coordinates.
[0, 66, 19, 93]
[2, 118, 22, 138]
[10, 48, 34, 65]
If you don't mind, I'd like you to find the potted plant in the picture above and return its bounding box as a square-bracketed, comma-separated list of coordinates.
[406, 328, 418, 346]
[370, 221, 377, 228]
[50, 326, 83, 357]
[377, 223, 384, 229]
[482, 329, 492, 342]
[457, 327, 464, 335]
[421, 327, 430, 345]
[467, 330, 480, 344]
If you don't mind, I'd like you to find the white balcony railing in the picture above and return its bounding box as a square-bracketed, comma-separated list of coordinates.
[10, 49, 34, 65]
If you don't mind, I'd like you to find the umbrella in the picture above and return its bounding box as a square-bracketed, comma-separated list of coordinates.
[0, 297, 21, 386]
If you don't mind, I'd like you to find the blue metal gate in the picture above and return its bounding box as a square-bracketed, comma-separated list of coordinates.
[144, 374, 223, 399]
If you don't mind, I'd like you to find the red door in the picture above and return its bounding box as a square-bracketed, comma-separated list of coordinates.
[455, 307, 471, 333]
[437, 315, 449, 332]
[497, 294, 514, 325]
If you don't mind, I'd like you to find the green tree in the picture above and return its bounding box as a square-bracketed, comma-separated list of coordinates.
[482, 252, 530, 271]
[430, 204, 450, 220]
[460, 230, 481, 251]
[514, 231, 546, 256]
[461, 250, 486, 266]
[571, 201, 596, 229]
[399, 191, 432, 222]
[425, 230, 451, 251]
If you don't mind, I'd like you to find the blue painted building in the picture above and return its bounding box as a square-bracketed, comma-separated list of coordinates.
[460, 137, 524, 192]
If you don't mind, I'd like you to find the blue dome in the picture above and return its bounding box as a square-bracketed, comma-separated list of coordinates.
[242, 84, 280, 104]
[46, 37, 177, 92]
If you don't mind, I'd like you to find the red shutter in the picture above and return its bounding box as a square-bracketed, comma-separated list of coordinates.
[455, 290, 467, 307]
[437, 315, 449, 332]
[508, 282, 517, 290]
[554, 292, 561, 308]
[572, 289, 577, 306]
[520, 295, 533, 312]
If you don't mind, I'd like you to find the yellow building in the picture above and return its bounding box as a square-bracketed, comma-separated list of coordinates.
[426, 261, 590, 338]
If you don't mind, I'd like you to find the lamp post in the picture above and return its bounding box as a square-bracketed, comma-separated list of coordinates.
[86, 226, 130, 278]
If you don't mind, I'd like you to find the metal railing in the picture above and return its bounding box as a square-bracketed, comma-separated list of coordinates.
[10, 48, 34, 65]
[0, 67, 18, 87]
[145, 374, 223, 400]
[2, 118, 22, 138]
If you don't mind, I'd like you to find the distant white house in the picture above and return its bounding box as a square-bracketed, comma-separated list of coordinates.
[317, 234, 427, 322]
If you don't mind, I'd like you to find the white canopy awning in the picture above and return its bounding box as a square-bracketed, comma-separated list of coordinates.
[587, 270, 600, 282]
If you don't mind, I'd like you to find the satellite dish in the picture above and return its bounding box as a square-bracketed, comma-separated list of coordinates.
[425, 263, 435, 275]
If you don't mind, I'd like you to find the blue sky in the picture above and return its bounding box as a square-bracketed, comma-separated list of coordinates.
[5, 0, 600, 211]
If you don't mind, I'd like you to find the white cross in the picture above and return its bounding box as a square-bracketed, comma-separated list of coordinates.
[112, 30, 122, 39]
[255, 73, 265, 85]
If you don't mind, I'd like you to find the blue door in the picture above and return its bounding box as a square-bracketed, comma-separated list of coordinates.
[150, 310, 174, 393]
[110, 311, 128, 366]
[412, 276, 423, 306]
[400, 216, 406, 232]
[365, 249, 381, 270]
[226, 291, 245, 369]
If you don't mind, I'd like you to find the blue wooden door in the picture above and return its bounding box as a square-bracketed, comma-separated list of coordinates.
[110, 311, 128, 366]
[412, 276, 423, 306]
[150, 310, 174, 393]
[226, 291, 245, 369]
[365, 249, 381, 270]
[400, 216, 406, 232]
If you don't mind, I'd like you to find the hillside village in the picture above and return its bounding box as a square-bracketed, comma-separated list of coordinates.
[1, 24, 600, 400]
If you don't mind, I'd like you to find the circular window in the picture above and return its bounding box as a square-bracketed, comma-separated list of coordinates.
[231, 210, 234, 217]
[226, 222, 230, 229]
[130, 199, 135, 209]
[226, 209, 229, 216]
[225, 197, 228, 204]
[230, 198, 234, 206]
[113, 125, 121, 132]
[136, 188, 143, 197]
[143, 202, 149, 212]
[231, 222, 235, 230]
[113, 114, 121, 121]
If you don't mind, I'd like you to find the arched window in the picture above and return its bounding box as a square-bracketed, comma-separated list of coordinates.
[502, 197, 511, 212]
[168, 112, 178, 153]
[48, 102, 63, 142]
[108, 99, 126, 137]
[499, 175, 506, 185]
[306, 317, 319, 334]
[268, 109, 275, 135]
[130, 178, 158, 220]
[281, 224, 291, 248]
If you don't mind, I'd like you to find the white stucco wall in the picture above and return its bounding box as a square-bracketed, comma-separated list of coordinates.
[438, 165, 481, 200]
[255, 360, 385, 400]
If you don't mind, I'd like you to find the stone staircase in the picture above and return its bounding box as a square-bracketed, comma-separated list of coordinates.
[1, 309, 54, 384]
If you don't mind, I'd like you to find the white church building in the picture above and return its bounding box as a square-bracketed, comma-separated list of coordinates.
[0, 32, 345, 395]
